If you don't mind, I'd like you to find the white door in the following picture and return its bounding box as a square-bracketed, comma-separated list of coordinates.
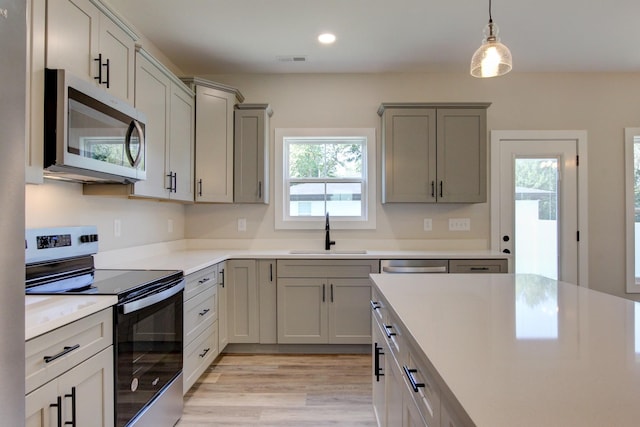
[491, 131, 588, 286]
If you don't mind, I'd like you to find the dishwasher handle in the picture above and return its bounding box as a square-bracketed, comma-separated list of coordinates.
[382, 266, 448, 274]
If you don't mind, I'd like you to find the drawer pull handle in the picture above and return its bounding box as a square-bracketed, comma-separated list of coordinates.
[199, 348, 210, 358]
[370, 301, 381, 310]
[199, 308, 210, 316]
[469, 267, 490, 271]
[403, 366, 425, 392]
[384, 325, 396, 338]
[198, 277, 211, 285]
[44, 344, 80, 363]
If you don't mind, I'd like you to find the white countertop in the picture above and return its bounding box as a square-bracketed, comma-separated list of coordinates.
[25, 295, 117, 341]
[370, 273, 640, 426]
[95, 247, 508, 274]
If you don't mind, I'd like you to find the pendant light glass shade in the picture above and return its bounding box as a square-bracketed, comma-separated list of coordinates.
[470, 11, 512, 78]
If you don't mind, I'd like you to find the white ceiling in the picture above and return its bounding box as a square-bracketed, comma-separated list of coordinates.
[106, 0, 640, 75]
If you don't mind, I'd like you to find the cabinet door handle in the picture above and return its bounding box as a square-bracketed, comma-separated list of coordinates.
[220, 269, 225, 288]
[198, 179, 203, 197]
[64, 386, 76, 426]
[50, 395, 62, 427]
[322, 284, 326, 302]
[199, 308, 210, 316]
[330, 284, 334, 302]
[44, 344, 80, 363]
[93, 53, 103, 84]
[439, 181, 443, 198]
[431, 181, 435, 198]
[199, 347, 210, 358]
[173, 172, 178, 192]
[258, 181, 262, 199]
[104, 58, 110, 88]
[166, 172, 174, 191]
[403, 366, 425, 392]
[370, 301, 381, 310]
[374, 343, 384, 382]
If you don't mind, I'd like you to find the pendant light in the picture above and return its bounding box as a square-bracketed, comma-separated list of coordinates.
[470, 0, 512, 78]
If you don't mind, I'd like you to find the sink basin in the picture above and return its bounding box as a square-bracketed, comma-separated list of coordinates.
[289, 250, 368, 255]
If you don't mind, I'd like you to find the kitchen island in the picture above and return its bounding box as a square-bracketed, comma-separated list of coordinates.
[370, 273, 640, 426]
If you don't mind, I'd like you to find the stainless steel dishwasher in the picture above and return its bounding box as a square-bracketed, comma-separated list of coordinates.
[380, 259, 449, 274]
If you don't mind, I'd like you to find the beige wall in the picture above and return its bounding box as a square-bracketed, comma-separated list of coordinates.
[25, 180, 185, 251]
[186, 71, 640, 299]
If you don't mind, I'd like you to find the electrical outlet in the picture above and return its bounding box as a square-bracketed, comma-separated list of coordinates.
[237, 218, 247, 232]
[423, 218, 432, 231]
[449, 218, 470, 231]
[114, 219, 121, 237]
[168, 219, 174, 233]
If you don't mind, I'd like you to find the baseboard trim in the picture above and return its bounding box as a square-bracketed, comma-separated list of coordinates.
[222, 343, 370, 354]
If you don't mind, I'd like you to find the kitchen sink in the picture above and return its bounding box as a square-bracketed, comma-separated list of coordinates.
[288, 250, 368, 255]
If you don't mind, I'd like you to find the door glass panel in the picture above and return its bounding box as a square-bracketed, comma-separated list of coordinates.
[514, 157, 559, 279]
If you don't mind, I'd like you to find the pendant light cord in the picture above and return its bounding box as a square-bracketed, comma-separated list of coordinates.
[489, 0, 493, 24]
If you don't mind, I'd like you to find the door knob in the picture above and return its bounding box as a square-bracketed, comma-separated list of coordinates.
[502, 249, 511, 254]
[502, 235, 510, 242]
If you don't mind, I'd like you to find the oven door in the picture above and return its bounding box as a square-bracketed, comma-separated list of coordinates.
[115, 280, 184, 427]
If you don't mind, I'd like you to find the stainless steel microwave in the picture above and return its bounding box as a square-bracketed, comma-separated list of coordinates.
[43, 68, 147, 183]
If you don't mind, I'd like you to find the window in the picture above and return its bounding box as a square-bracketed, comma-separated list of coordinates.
[625, 128, 640, 292]
[275, 128, 376, 229]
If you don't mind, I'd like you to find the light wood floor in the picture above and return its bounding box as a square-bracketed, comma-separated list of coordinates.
[177, 353, 376, 426]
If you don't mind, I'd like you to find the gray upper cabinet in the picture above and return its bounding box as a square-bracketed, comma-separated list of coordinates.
[379, 103, 490, 203]
[234, 104, 273, 204]
[182, 78, 244, 203]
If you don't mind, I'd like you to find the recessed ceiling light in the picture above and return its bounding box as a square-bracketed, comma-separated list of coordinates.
[318, 33, 336, 44]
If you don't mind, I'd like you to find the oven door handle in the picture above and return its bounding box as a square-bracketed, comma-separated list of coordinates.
[121, 279, 185, 314]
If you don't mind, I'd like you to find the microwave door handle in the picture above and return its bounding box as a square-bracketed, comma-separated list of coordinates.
[125, 120, 144, 167]
[121, 280, 185, 314]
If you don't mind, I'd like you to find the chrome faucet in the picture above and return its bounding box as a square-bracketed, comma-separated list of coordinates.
[325, 212, 336, 251]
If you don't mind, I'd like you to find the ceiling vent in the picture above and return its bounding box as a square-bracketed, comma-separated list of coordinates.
[276, 55, 307, 62]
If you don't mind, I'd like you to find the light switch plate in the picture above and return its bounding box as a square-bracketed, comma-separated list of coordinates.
[237, 218, 247, 232]
[449, 218, 470, 231]
[423, 218, 432, 231]
[114, 219, 121, 237]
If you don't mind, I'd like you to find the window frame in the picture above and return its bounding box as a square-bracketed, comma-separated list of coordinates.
[275, 128, 376, 230]
[625, 128, 640, 292]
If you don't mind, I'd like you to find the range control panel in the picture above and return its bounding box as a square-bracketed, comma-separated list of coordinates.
[26, 226, 99, 264]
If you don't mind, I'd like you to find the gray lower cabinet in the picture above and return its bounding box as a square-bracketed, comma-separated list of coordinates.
[371, 290, 471, 427]
[234, 104, 273, 204]
[276, 259, 379, 344]
[25, 308, 114, 427]
[183, 264, 218, 394]
[379, 103, 490, 204]
[218, 262, 228, 351]
[448, 258, 508, 273]
[226, 259, 277, 344]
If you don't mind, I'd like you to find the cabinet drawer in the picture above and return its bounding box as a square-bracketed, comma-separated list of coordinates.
[277, 259, 379, 278]
[26, 308, 113, 394]
[184, 265, 217, 301]
[449, 258, 508, 273]
[183, 324, 218, 394]
[184, 285, 217, 346]
[403, 344, 440, 427]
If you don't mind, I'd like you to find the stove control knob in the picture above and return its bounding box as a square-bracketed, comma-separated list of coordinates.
[80, 234, 99, 243]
